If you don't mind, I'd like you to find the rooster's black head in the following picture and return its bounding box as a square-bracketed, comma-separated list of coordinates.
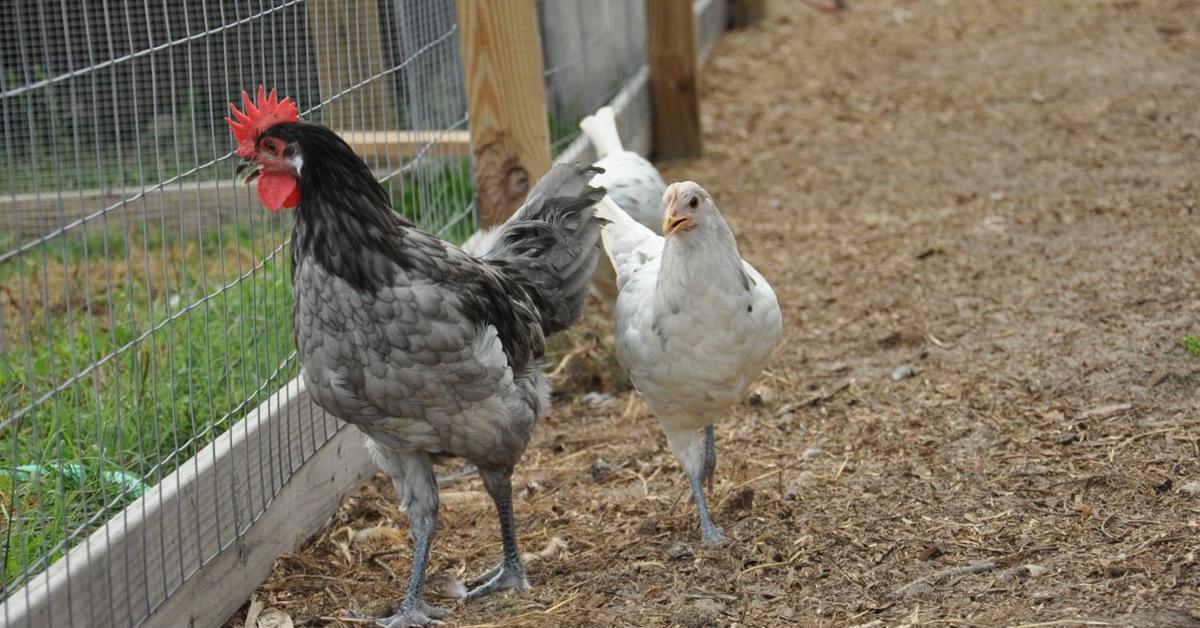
[227, 86, 386, 213]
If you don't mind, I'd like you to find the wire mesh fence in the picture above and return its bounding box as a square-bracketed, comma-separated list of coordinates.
[0, 0, 471, 617]
[0, 0, 717, 624]
[539, 0, 648, 157]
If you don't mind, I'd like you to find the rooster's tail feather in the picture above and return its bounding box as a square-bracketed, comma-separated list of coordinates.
[479, 162, 607, 336]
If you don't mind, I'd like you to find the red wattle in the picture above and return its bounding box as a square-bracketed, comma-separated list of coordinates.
[257, 172, 300, 211]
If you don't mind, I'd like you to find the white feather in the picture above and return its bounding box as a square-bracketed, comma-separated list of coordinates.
[579, 106, 624, 157]
[605, 186, 782, 441]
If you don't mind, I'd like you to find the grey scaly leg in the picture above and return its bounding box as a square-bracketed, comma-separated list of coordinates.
[687, 461, 726, 544]
[701, 425, 717, 492]
[375, 452, 446, 628]
[464, 467, 531, 599]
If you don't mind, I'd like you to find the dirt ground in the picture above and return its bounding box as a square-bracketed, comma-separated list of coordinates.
[232, 1, 1200, 626]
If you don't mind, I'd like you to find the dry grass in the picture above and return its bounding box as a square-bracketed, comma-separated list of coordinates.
[233, 1, 1200, 626]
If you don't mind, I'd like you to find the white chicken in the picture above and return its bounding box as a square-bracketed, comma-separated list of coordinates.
[578, 106, 668, 306]
[597, 182, 782, 542]
[579, 106, 668, 233]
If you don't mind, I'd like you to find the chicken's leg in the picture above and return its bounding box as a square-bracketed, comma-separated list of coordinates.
[665, 426, 726, 544]
[374, 450, 446, 628]
[464, 466, 530, 599]
[701, 424, 717, 492]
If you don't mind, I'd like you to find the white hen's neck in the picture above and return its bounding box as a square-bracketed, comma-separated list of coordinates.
[656, 222, 746, 310]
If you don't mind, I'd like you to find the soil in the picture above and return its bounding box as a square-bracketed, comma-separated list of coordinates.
[231, 1, 1200, 625]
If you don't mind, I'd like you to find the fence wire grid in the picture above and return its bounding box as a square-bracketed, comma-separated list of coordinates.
[0, 0, 718, 625]
[0, 0, 471, 618]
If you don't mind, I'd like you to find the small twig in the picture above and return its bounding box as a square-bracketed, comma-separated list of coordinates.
[1099, 514, 1123, 541]
[320, 616, 376, 625]
[736, 548, 805, 581]
[1010, 621, 1113, 628]
[927, 332, 950, 348]
[777, 381, 851, 415]
[548, 347, 585, 379]
[888, 560, 997, 600]
[620, 391, 641, 421]
[832, 456, 849, 481]
[713, 468, 784, 511]
[543, 592, 582, 614]
[1108, 426, 1186, 462]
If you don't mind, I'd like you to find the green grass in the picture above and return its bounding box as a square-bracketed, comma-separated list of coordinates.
[0, 222, 296, 588]
[393, 157, 476, 244]
[0, 161, 476, 590]
[1182, 336, 1200, 357]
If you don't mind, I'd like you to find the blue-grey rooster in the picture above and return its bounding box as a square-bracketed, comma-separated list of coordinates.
[227, 87, 605, 627]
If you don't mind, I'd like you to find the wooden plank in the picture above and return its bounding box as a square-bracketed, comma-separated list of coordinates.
[145, 422, 373, 628]
[455, 0, 552, 228]
[0, 124, 469, 240]
[307, 0, 396, 130]
[646, 0, 703, 161]
[727, 0, 767, 28]
[0, 379, 377, 628]
[338, 129, 471, 162]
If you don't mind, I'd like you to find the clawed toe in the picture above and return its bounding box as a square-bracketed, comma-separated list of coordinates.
[701, 527, 728, 545]
[465, 563, 503, 589]
[464, 562, 530, 600]
[374, 600, 448, 627]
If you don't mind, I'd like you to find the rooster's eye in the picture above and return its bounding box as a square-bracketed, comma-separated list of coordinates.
[688, 196, 699, 209]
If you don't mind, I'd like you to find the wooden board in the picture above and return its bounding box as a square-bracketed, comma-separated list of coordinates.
[455, 0, 552, 227]
[0, 127, 468, 242]
[647, 0, 703, 161]
[0, 379, 377, 628]
[338, 129, 471, 162]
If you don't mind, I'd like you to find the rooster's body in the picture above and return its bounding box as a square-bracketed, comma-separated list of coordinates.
[228, 90, 604, 627]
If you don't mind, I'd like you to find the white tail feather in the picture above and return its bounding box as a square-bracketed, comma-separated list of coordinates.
[579, 106, 624, 158]
[596, 195, 660, 281]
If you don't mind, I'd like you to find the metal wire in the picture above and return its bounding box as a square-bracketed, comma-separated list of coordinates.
[1, 0, 472, 622]
[0, 0, 723, 624]
[538, 0, 650, 157]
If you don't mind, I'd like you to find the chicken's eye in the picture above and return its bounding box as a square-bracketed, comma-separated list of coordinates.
[688, 196, 699, 209]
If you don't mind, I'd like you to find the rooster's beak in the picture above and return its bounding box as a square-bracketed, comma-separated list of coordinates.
[236, 160, 261, 186]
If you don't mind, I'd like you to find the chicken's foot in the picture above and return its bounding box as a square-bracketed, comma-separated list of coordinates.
[464, 467, 530, 600]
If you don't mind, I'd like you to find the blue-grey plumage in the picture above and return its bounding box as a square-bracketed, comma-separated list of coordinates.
[235, 116, 604, 626]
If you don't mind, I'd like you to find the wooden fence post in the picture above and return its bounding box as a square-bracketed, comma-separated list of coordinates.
[307, 0, 396, 130]
[456, 0, 552, 228]
[646, 0, 703, 161]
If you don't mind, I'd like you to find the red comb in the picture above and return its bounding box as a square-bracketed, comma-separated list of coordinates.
[225, 86, 299, 159]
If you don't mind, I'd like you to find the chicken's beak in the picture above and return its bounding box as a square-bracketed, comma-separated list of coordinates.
[236, 160, 261, 186]
[662, 211, 693, 237]
[661, 186, 694, 237]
